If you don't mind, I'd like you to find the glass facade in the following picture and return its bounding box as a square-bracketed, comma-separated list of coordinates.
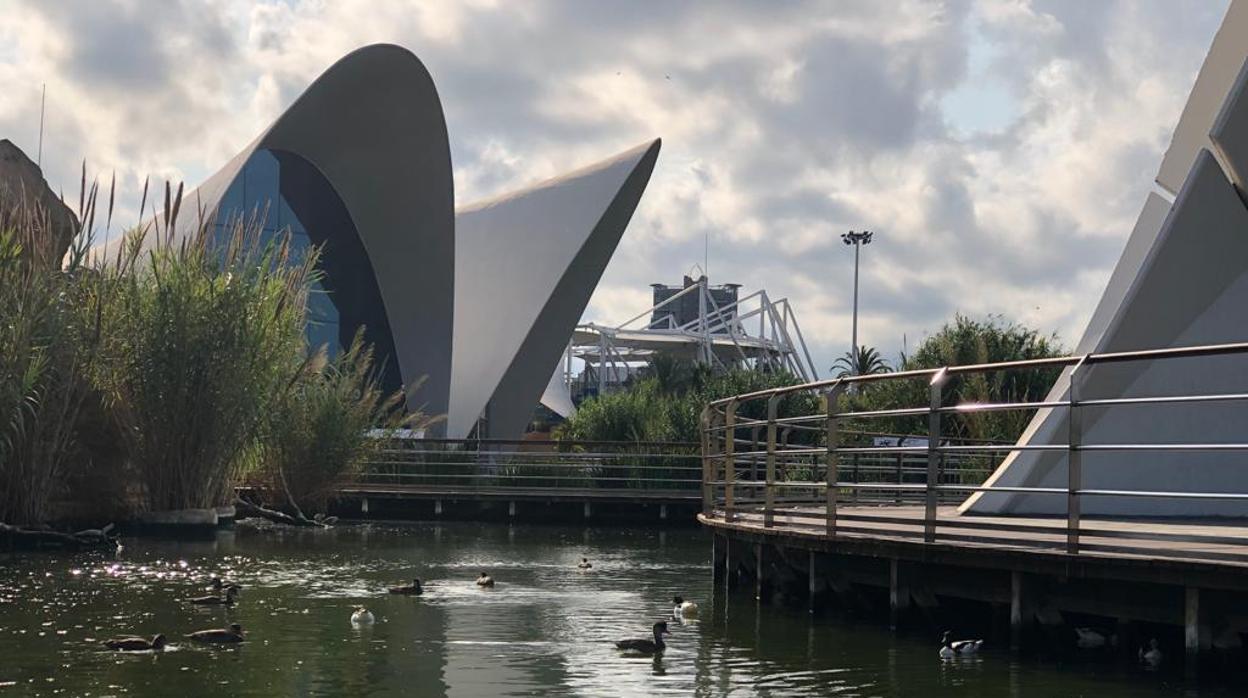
[212, 149, 401, 394]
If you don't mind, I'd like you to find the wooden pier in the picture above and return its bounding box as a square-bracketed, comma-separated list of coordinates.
[698, 342, 1248, 670]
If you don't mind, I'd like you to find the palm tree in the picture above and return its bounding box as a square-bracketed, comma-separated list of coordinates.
[832, 345, 890, 378]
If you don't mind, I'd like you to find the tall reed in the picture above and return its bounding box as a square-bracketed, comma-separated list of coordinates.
[0, 180, 106, 524]
[95, 195, 315, 512]
[255, 328, 426, 516]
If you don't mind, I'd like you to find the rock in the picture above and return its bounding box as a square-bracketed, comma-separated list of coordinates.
[0, 139, 79, 264]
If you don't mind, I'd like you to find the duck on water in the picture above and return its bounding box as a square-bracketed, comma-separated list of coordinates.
[103, 634, 167, 652]
[615, 621, 671, 655]
[187, 623, 246, 644]
[188, 586, 239, 606]
[476, 572, 495, 588]
[939, 631, 983, 659]
[389, 578, 423, 595]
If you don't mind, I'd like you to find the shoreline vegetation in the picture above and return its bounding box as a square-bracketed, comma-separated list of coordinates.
[1, 173, 425, 548]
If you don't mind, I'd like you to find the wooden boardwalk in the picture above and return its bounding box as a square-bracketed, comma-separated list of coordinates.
[702, 505, 1248, 592]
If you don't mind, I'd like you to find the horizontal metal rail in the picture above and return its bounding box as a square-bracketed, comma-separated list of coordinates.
[698, 340, 1248, 566]
[348, 438, 703, 501]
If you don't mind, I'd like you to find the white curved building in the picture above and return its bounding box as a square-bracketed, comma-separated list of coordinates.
[101, 44, 661, 440]
[962, 0, 1248, 516]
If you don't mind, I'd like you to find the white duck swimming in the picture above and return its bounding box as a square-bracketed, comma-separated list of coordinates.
[673, 596, 699, 618]
[350, 607, 375, 625]
[939, 631, 983, 658]
[1139, 638, 1162, 666]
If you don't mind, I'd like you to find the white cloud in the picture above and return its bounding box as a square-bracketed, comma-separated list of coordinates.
[0, 0, 1230, 374]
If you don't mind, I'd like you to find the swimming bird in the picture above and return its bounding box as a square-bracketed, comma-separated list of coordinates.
[1139, 638, 1162, 666]
[389, 578, 423, 595]
[578, 558, 592, 570]
[476, 572, 495, 588]
[615, 621, 671, 655]
[673, 596, 699, 618]
[1075, 627, 1107, 648]
[103, 633, 167, 652]
[209, 577, 242, 594]
[350, 607, 375, 625]
[188, 586, 238, 606]
[186, 623, 245, 644]
[939, 631, 983, 658]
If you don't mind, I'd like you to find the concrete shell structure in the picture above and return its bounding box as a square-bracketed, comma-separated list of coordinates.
[962, 0, 1248, 516]
[99, 44, 660, 440]
[449, 140, 661, 439]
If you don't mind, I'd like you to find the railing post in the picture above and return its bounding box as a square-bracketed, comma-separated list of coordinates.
[894, 452, 904, 505]
[724, 399, 737, 522]
[700, 406, 714, 516]
[764, 395, 780, 527]
[825, 381, 844, 538]
[1067, 357, 1088, 555]
[925, 369, 946, 543]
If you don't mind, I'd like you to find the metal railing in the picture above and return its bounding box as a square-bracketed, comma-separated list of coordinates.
[354, 439, 703, 497]
[700, 341, 1248, 564]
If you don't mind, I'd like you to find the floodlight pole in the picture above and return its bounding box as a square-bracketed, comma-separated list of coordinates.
[841, 230, 874, 375]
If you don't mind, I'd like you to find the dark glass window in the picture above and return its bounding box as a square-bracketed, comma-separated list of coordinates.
[211, 149, 400, 395]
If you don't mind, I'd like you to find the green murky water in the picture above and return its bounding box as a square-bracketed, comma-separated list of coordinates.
[0, 522, 1239, 696]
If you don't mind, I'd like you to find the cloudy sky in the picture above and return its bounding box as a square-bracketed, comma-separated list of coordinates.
[0, 0, 1230, 374]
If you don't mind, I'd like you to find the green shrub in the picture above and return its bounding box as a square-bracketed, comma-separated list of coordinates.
[256, 329, 424, 515]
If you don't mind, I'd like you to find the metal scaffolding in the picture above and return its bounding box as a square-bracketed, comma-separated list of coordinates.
[568, 277, 819, 397]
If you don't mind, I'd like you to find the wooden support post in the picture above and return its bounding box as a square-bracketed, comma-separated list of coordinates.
[583, 502, 591, 519]
[1067, 358, 1087, 555]
[660, 503, 668, 520]
[808, 550, 817, 615]
[825, 382, 844, 538]
[508, 501, 516, 518]
[1186, 586, 1202, 658]
[755, 543, 764, 602]
[361, 497, 369, 515]
[1010, 571, 1024, 651]
[925, 370, 946, 543]
[434, 499, 443, 516]
[889, 559, 909, 630]
[764, 396, 779, 527]
[724, 537, 734, 595]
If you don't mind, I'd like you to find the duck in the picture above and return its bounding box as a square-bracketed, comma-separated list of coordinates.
[577, 558, 593, 570]
[615, 621, 671, 655]
[673, 596, 699, 618]
[186, 623, 245, 644]
[1074, 627, 1108, 648]
[188, 586, 239, 606]
[388, 578, 423, 595]
[1139, 638, 1163, 666]
[350, 607, 375, 625]
[103, 633, 167, 652]
[209, 577, 242, 594]
[939, 631, 983, 658]
[476, 572, 495, 588]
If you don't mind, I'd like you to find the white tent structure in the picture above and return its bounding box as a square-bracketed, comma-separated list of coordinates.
[962, 1, 1248, 516]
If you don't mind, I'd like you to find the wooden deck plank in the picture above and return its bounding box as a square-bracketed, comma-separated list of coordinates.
[705, 505, 1248, 569]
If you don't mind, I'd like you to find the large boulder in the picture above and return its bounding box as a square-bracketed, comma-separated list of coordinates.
[0, 138, 79, 264]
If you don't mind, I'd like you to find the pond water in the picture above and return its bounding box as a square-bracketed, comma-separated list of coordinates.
[0, 522, 1240, 696]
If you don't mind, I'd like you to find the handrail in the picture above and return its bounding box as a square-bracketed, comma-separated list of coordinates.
[699, 340, 1248, 564]
[708, 340, 1248, 407]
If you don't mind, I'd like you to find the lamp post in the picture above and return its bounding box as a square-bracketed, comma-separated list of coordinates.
[841, 230, 873, 374]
